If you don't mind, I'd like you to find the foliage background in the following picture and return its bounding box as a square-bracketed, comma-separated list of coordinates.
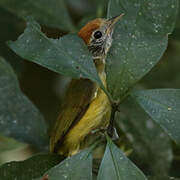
[0, 0, 180, 179]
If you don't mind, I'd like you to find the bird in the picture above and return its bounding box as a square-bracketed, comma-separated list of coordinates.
[50, 14, 124, 156]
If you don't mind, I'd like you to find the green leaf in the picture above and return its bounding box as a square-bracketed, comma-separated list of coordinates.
[67, 0, 108, 18]
[0, 8, 24, 74]
[132, 89, 180, 145]
[141, 40, 180, 90]
[0, 153, 63, 180]
[106, 0, 178, 101]
[0, 57, 47, 148]
[39, 149, 92, 180]
[148, 176, 180, 180]
[172, 0, 180, 40]
[97, 137, 147, 180]
[0, 136, 24, 153]
[7, 18, 105, 91]
[116, 97, 172, 175]
[0, 0, 75, 31]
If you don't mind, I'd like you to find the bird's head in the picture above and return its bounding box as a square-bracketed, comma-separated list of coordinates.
[78, 14, 124, 60]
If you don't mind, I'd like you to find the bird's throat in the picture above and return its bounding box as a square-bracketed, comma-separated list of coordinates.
[95, 58, 107, 87]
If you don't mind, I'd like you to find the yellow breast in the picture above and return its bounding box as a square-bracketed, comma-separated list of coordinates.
[58, 62, 111, 156]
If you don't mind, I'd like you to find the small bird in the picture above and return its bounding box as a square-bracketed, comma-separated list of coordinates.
[50, 14, 124, 156]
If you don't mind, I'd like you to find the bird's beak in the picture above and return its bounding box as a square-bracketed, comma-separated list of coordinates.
[106, 14, 124, 31]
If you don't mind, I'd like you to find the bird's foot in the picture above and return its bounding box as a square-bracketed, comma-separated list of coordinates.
[107, 125, 119, 140]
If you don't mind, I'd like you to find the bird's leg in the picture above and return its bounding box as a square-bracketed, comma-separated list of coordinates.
[107, 103, 119, 138]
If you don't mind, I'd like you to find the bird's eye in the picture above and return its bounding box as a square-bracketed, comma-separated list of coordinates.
[94, 31, 102, 39]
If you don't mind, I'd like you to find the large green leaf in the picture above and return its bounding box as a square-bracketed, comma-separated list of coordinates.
[38, 149, 92, 180]
[97, 137, 147, 180]
[172, 0, 180, 40]
[0, 57, 47, 148]
[0, 8, 24, 74]
[67, 0, 108, 18]
[7, 18, 104, 91]
[141, 40, 180, 90]
[0, 153, 63, 180]
[148, 176, 180, 180]
[106, 0, 178, 101]
[0, 136, 24, 153]
[0, 0, 75, 31]
[132, 89, 180, 145]
[116, 97, 172, 175]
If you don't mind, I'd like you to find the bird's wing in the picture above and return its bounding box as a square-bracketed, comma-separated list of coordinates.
[50, 78, 97, 152]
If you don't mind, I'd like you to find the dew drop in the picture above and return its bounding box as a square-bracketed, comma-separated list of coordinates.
[168, 107, 172, 111]
[149, 61, 153, 65]
[63, 174, 67, 179]
[65, 162, 69, 167]
[13, 119, 17, 124]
